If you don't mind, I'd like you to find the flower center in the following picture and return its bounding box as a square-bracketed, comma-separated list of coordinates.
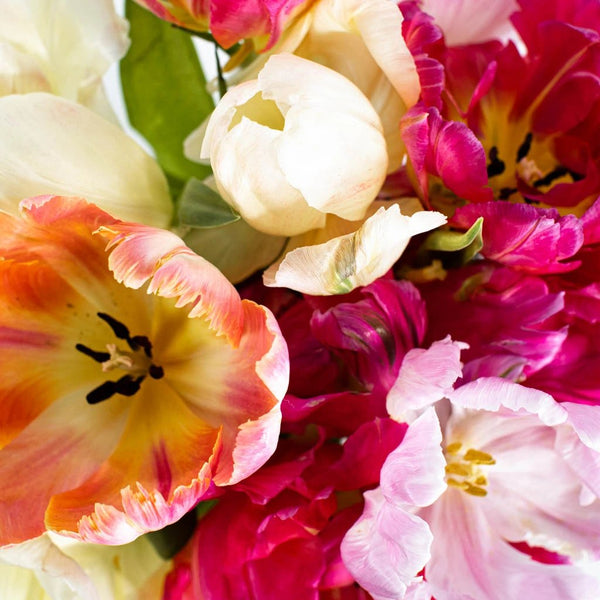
[444, 441, 495, 497]
[485, 131, 582, 203]
[76, 312, 164, 405]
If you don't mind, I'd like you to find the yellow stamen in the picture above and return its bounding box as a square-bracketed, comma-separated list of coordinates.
[444, 442, 495, 498]
[463, 483, 487, 497]
[446, 441, 463, 454]
[446, 478, 468, 490]
[464, 449, 496, 465]
[445, 463, 471, 477]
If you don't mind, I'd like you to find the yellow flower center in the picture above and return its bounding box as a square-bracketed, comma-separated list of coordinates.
[444, 441, 495, 497]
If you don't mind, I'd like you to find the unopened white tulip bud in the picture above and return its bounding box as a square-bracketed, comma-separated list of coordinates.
[198, 53, 388, 237]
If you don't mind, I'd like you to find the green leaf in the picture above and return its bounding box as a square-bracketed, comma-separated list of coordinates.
[419, 217, 483, 267]
[120, 1, 214, 199]
[178, 178, 240, 228]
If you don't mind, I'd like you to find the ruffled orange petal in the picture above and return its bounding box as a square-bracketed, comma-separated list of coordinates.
[45, 381, 221, 544]
[99, 223, 244, 345]
[0, 390, 128, 545]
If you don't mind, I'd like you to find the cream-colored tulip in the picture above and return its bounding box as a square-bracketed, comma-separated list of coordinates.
[0, 93, 173, 228]
[232, 0, 420, 171]
[0, 0, 128, 121]
[0, 533, 169, 600]
[196, 53, 388, 237]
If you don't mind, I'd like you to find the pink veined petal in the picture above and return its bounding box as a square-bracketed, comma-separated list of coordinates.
[562, 401, 600, 452]
[99, 223, 244, 345]
[447, 377, 568, 426]
[387, 336, 467, 420]
[425, 490, 600, 600]
[341, 487, 433, 600]
[380, 407, 447, 507]
[341, 408, 446, 600]
[555, 414, 600, 499]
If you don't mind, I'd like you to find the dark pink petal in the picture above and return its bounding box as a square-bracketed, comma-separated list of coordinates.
[450, 202, 583, 273]
[401, 106, 493, 206]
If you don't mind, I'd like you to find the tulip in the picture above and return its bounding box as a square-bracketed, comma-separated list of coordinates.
[134, 0, 309, 50]
[0, 0, 129, 121]
[199, 53, 389, 237]
[235, 0, 421, 170]
[0, 195, 288, 546]
[0, 533, 168, 600]
[343, 339, 600, 600]
[0, 93, 173, 229]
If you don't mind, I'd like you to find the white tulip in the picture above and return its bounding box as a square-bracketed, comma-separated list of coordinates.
[230, 0, 421, 171]
[0, 0, 129, 121]
[0, 93, 173, 228]
[197, 53, 389, 237]
[0, 533, 168, 600]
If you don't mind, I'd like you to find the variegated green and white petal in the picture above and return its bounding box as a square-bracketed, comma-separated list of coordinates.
[0, 94, 172, 228]
[264, 205, 446, 295]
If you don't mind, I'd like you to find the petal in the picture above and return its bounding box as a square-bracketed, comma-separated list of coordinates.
[264, 205, 446, 295]
[208, 111, 326, 236]
[343, 0, 420, 107]
[0, 0, 129, 117]
[341, 408, 446, 600]
[562, 401, 600, 452]
[401, 106, 493, 205]
[420, 0, 520, 46]
[100, 222, 245, 345]
[0, 389, 128, 545]
[54, 533, 169, 600]
[380, 408, 447, 507]
[152, 299, 287, 486]
[450, 202, 583, 274]
[341, 487, 433, 600]
[277, 105, 387, 221]
[0, 94, 172, 227]
[447, 377, 568, 427]
[45, 382, 221, 544]
[387, 336, 467, 421]
[0, 534, 97, 600]
[425, 490, 600, 600]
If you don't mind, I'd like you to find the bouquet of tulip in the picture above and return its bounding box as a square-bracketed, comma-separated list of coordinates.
[2, 0, 600, 598]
